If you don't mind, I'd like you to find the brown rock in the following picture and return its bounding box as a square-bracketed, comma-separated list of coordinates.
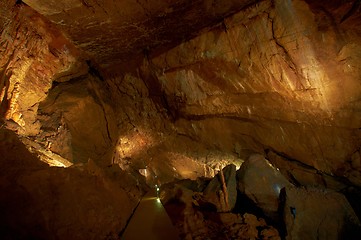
[38, 75, 117, 164]
[261, 227, 281, 240]
[150, 0, 361, 186]
[0, 128, 143, 239]
[237, 154, 292, 219]
[22, 0, 258, 71]
[282, 186, 361, 240]
[204, 164, 237, 212]
[267, 151, 348, 191]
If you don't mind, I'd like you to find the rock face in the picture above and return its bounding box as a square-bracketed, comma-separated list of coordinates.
[148, 0, 361, 187]
[0, 2, 118, 166]
[1, 0, 361, 238]
[0, 128, 145, 239]
[237, 154, 292, 219]
[160, 178, 281, 240]
[282, 186, 361, 240]
[1, 0, 359, 188]
[0, 2, 87, 136]
[204, 164, 237, 212]
[22, 0, 258, 71]
[37, 75, 118, 164]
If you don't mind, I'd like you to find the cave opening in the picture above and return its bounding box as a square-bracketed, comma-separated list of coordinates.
[1, 0, 361, 239]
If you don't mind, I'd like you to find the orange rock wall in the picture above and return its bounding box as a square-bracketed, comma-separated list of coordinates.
[147, 0, 361, 185]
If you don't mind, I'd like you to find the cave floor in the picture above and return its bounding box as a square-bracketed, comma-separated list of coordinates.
[121, 188, 180, 240]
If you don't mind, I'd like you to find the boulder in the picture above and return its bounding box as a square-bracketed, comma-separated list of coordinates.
[237, 154, 292, 219]
[203, 164, 237, 212]
[0, 131, 144, 240]
[282, 186, 361, 240]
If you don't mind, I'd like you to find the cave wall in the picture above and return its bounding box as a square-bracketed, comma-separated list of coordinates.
[0, 2, 118, 166]
[21, 0, 259, 71]
[1, 0, 360, 186]
[142, 0, 361, 187]
[106, 71, 225, 182]
[0, 128, 145, 239]
[1, 0, 361, 237]
[0, 1, 87, 134]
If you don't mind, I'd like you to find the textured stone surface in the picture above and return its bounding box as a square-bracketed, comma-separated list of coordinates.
[1, 0, 359, 188]
[204, 164, 237, 212]
[22, 0, 258, 71]
[2, 0, 361, 237]
[266, 150, 349, 191]
[0, 127, 145, 239]
[0, 2, 119, 167]
[237, 154, 292, 219]
[0, 2, 88, 136]
[160, 179, 280, 240]
[107, 71, 239, 183]
[149, 0, 361, 186]
[282, 186, 361, 240]
[37, 75, 117, 164]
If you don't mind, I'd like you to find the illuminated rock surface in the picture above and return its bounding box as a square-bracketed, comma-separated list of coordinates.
[1, 0, 361, 239]
[203, 164, 237, 212]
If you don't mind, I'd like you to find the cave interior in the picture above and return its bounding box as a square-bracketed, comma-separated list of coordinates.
[1, 0, 361, 239]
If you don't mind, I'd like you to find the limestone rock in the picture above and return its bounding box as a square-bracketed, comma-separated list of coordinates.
[266, 151, 349, 191]
[0, 128, 143, 239]
[38, 75, 117, 164]
[150, 0, 361, 185]
[22, 0, 258, 71]
[204, 164, 237, 212]
[282, 186, 361, 240]
[237, 154, 292, 219]
[0, 2, 87, 136]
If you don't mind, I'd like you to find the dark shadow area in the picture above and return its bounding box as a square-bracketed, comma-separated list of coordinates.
[341, 186, 361, 222]
[233, 190, 265, 216]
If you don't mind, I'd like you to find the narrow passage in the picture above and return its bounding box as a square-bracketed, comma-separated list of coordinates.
[122, 188, 179, 240]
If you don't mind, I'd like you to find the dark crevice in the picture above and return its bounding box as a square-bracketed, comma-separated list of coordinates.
[87, 60, 104, 81]
[340, 0, 361, 23]
[87, 78, 113, 143]
[266, 12, 309, 91]
[267, 149, 361, 190]
[118, 193, 145, 238]
[0, 58, 12, 117]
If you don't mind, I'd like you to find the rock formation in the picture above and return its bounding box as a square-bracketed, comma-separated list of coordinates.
[282, 186, 361, 240]
[159, 175, 281, 240]
[237, 154, 292, 220]
[1, 0, 361, 239]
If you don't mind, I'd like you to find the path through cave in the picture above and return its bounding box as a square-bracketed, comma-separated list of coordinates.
[121, 188, 179, 240]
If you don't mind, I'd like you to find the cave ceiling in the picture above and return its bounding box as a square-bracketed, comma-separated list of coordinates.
[22, 0, 259, 72]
